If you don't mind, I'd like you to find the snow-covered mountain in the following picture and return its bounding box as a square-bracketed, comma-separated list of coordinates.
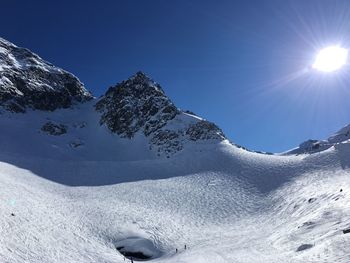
[284, 124, 350, 155]
[0, 37, 92, 113]
[1, 38, 350, 263]
[0, 37, 226, 158]
[95, 71, 226, 157]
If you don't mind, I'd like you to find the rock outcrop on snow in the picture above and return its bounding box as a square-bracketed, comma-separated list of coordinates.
[41, 121, 67, 136]
[0, 38, 92, 113]
[148, 119, 226, 157]
[186, 120, 225, 141]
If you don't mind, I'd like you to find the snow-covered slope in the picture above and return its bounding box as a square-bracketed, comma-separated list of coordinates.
[1, 38, 350, 263]
[2, 138, 350, 263]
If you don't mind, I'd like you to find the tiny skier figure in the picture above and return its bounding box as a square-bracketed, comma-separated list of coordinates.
[184, 244, 187, 250]
[175, 248, 178, 253]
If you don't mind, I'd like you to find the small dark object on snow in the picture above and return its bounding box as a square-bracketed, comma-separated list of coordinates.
[41, 122, 67, 136]
[340, 189, 343, 192]
[308, 198, 316, 203]
[296, 244, 313, 252]
[184, 244, 187, 250]
[175, 248, 178, 253]
[343, 228, 350, 234]
[10, 213, 15, 216]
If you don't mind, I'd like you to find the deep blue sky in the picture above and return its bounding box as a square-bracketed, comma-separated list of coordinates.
[2, 0, 350, 152]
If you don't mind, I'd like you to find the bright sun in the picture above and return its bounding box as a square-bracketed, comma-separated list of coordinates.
[312, 46, 348, 72]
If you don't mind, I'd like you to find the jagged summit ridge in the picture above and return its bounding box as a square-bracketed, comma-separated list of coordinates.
[95, 71, 179, 138]
[0, 38, 92, 112]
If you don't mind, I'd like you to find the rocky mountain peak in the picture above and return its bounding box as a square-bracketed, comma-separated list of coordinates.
[129, 71, 156, 85]
[104, 71, 165, 98]
[0, 37, 92, 113]
[96, 72, 179, 138]
[96, 72, 226, 157]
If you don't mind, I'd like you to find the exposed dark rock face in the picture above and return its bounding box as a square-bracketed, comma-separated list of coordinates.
[41, 122, 67, 136]
[150, 130, 183, 157]
[95, 71, 179, 138]
[186, 120, 225, 141]
[0, 38, 92, 113]
[149, 121, 225, 157]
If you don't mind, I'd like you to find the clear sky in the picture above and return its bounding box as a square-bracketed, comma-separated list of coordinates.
[2, 0, 350, 153]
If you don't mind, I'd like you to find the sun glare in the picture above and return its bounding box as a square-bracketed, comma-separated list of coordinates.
[312, 46, 348, 72]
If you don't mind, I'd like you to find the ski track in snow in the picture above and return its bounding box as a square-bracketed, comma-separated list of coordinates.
[1, 106, 350, 262]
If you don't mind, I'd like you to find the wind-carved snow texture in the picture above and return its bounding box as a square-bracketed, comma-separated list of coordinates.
[1, 37, 350, 263]
[0, 38, 92, 113]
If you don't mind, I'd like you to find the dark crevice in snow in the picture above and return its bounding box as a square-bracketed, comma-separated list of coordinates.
[296, 244, 313, 252]
[113, 236, 162, 261]
[116, 246, 152, 260]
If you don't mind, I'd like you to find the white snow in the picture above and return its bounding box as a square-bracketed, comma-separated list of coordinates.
[0, 46, 7, 54]
[1, 104, 350, 262]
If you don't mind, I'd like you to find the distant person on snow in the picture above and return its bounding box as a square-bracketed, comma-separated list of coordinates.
[175, 248, 178, 253]
[184, 244, 187, 250]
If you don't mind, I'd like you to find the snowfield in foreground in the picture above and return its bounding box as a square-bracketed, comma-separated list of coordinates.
[1, 106, 350, 263]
